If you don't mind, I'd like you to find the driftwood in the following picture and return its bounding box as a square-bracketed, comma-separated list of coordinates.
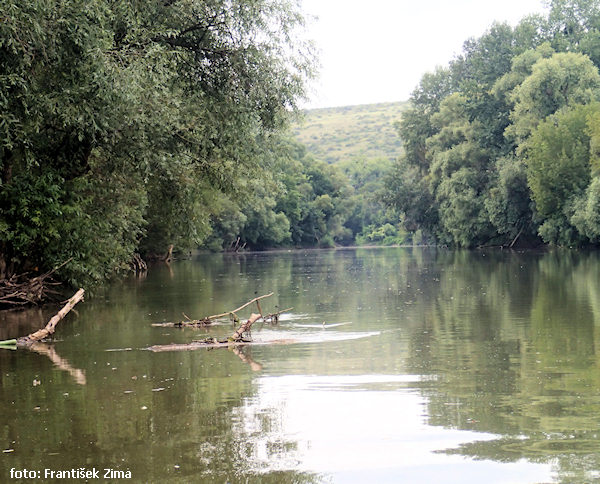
[148, 312, 262, 352]
[228, 237, 246, 252]
[152, 292, 276, 328]
[231, 313, 261, 340]
[147, 337, 300, 353]
[0, 289, 86, 384]
[0, 260, 72, 308]
[147, 293, 294, 353]
[263, 307, 293, 324]
[8, 288, 85, 347]
[164, 244, 174, 263]
[207, 293, 273, 320]
[509, 227, 524, 249]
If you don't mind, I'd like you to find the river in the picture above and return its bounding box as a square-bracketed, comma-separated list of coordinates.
[1, 248, 600, 483]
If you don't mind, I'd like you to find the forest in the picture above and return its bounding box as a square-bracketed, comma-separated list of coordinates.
[5, 0, 600, 296]
[384, 0, 600, 249]
[0, 0, 401, 295]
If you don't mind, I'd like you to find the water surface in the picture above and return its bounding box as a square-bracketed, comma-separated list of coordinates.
[2, 248, 600, 483]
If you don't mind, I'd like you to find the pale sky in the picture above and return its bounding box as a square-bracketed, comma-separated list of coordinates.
[301, 0, 547, 108]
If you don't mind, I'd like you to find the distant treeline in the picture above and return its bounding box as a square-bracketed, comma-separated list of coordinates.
[383, 0, 600, 248]
[205, 140, 398, 251]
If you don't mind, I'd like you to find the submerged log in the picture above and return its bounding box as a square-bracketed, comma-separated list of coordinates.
[147, 337, 300, 352]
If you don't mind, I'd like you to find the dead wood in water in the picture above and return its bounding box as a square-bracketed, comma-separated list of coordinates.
[164, 244, 174, 263]
[15, 288, 85, 347]
[147, 293, 295, 353]
[231, 313, 261, 340]
[152, 292, 276, 328]
[263, 307, 293, 324]
[0, 259, 72, 308]
[148, 312, 263, 352]
[131, 253, 147, 273]
[207, 293, 273, 320]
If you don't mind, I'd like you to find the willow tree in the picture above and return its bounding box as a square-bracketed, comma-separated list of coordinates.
[0, 0, 314, 286]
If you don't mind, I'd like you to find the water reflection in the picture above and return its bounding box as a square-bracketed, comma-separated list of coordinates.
[394, 249, 600, 483]
[235, 374, 551, 483]
[27, 343, 86, 385]
[1, 248, 600, 482]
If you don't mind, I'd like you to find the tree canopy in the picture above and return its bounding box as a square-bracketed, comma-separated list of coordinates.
[383, 0, 600, 248]
[0, 0, 314, 286]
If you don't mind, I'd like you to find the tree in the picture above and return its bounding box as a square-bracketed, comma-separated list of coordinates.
[507, 52, 600, 148]
[382, 157, 438, 238]
[396, 67, 456, 173]
[426, 94, 494, 246]
[545, 0, 600, 50]
[485, 156, 538, 244]
[527, 103, 597, 244]
[0, 0, 314, 285]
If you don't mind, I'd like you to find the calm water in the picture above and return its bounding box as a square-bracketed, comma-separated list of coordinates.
[1, 248, 600, 483]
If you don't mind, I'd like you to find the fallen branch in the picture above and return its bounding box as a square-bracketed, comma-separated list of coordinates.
[231, 313, 261, 340]
[14, 288, 85, 347]
[153, 292, 275, 327]
[0, 263, 66, 308]
[263, 307, 293, 324]
[509, 227, 524, 249]
[131, 253, 147, 273]
[164, 244, 174, 263]
[148, 312, 262, 352]
[207, 293, 273, 320]
[147, 337, 300, 352]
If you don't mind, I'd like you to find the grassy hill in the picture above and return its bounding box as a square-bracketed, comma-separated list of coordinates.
[292, 101, 408, 163]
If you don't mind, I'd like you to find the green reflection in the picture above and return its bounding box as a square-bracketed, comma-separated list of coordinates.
[1, 249, 600, 482]
[398, 249, 600, 483]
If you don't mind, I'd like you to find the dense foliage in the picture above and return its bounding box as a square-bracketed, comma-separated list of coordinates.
[384, 0, 600, 248]
[0, 0, 314, 285]
[204, 140, 398, 250]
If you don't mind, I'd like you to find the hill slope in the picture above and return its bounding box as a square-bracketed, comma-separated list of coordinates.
[292, 101, 408, 163]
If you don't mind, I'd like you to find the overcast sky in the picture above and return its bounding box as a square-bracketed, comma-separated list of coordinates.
[300, 0, 547, 108]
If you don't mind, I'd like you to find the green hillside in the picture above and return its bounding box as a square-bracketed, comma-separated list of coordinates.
[292, 101, 408, 163]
